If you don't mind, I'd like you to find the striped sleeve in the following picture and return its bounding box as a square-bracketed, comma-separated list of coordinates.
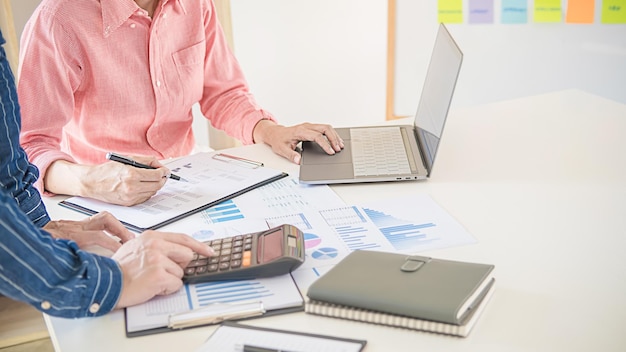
[0, 191, 122, 318]
[0, 31, 50, 228]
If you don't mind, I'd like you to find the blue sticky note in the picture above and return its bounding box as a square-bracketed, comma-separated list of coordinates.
[502, 0, 528, 23]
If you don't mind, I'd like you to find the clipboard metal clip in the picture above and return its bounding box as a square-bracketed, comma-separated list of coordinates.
[168, 301, 266, 330]
[212, 153, 264, 169]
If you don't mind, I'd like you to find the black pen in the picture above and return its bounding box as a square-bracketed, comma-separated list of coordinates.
[106, 152, 184, 181]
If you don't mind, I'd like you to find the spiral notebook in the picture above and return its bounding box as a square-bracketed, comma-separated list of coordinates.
[305, 250, 495, 337]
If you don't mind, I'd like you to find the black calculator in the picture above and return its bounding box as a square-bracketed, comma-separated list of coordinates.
[183, 224, 305, 283]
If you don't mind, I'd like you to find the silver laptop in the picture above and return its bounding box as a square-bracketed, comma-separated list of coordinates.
[299, 23, 463, 185]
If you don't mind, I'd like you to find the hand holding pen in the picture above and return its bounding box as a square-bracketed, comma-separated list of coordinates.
[106, 152, 186, 182]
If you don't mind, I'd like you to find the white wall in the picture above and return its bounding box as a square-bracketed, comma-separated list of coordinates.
[231, 0, 625, 122]
[10, 0, 626, 138]
[394, 0, 626, 116]
[231, 0, 388, 128]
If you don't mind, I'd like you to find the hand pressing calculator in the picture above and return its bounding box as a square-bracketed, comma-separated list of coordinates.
[183, 224, 305, 283]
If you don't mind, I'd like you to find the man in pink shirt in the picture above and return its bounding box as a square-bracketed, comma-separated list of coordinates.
[18, 0, 343, 206]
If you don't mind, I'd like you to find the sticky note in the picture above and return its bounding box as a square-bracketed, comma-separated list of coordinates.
[438, 0, 464, 23]
[534, 0, 562, 22]
[502, 0, 528, 24]
[566, 0, 595, 23]
[602, 0, 626, 23]
[469, 0, 494, 24]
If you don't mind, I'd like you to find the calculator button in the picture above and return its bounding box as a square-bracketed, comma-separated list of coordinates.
[209, 257, 220, 264]
[189, 259, 208, 267]
[218, 262, 230, 270]
[232, 246, 243, 253]
[220, 255, 231, 262]
[244, 243, 252, 251]
[242, 251, 251, 267]
[221, 248, 232, 255]
[207, 264, 219, 272]
[185, 267, 196, 275]
[221, 242, 232, 249]
[231, 253, 242, 260]
[230, 260, 241, 268]
[195, 266, 208, 274]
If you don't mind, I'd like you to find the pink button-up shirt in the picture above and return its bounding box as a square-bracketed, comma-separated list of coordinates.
[18, 0, 275, 193]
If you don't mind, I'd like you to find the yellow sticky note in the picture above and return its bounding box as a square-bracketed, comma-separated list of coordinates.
[602, 0, 626, 23]
[566, 0, 595, 23]
[438, 0, 464, 23]
[534, 0, 562, 22]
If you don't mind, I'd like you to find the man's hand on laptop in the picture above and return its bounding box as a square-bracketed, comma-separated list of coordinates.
[253, 120, 344, 164]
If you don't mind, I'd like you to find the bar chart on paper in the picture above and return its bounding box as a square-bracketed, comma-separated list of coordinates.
[202, 200, 244, 223]
[189, 281, 274, 305]
[362, 207, 437, 251]
[320, 206, 440, 252]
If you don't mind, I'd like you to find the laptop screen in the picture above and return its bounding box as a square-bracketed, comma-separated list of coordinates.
[414, 24, 463, 174]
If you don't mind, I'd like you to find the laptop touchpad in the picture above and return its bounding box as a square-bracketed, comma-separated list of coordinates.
[302, 141, 353, 164]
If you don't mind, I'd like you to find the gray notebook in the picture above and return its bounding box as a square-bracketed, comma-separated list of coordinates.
[307, 250, 494, 326]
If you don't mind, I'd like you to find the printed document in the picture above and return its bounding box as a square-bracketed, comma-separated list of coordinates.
[59, 152, 286, 231]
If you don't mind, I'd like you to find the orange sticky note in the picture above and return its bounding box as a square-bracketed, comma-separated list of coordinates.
[566, 0, 595, 23]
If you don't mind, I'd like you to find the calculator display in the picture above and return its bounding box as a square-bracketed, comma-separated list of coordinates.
[258, 227, 284, 263]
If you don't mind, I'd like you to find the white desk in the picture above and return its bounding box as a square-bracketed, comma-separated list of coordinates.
[44, 90, 626, 351]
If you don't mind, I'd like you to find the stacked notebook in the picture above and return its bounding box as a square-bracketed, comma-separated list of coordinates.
[305, 250, 495, 337]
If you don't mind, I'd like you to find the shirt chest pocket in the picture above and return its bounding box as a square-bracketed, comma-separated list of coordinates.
[172, 42, 205, 104]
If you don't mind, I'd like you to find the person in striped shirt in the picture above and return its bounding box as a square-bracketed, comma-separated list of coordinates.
[0, 29, 214, 318]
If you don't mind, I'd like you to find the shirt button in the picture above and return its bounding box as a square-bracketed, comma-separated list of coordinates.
[130, 23, 136, 29]
[163, 13, 168, 19]
[89, 303, 101, 314]
[41, 301, 51, 310]
[156, 80, 162, 87]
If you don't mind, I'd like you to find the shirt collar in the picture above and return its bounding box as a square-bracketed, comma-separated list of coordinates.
[100, 0, 187, 37]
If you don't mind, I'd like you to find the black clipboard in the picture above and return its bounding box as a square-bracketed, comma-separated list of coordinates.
[124, 272, 306, 338]
[199, 321, 367, 351]
[58, 152, 288, 232]
[59, 172, 287, 232]
[124, 301, 304, 338]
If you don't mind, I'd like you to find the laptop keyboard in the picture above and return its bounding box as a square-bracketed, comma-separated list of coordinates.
[350, 127, 412, 177]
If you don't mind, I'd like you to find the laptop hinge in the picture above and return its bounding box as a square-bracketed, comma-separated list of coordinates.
[412, 128, 430, 176]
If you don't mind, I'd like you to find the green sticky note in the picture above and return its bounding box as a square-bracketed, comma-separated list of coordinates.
[439, 0, 464, 23]
[534, 0, 562, 22]
[602, 0, 626, 23]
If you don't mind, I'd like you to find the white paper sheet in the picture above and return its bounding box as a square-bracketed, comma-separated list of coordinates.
[196, 323, 365, 352]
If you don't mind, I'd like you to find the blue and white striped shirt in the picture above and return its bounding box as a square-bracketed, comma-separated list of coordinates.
[0, 30, 122, 318]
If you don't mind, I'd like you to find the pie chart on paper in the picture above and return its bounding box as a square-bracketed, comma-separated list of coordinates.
[311, 247, 339, 260]
[304, 233, 322, 248]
